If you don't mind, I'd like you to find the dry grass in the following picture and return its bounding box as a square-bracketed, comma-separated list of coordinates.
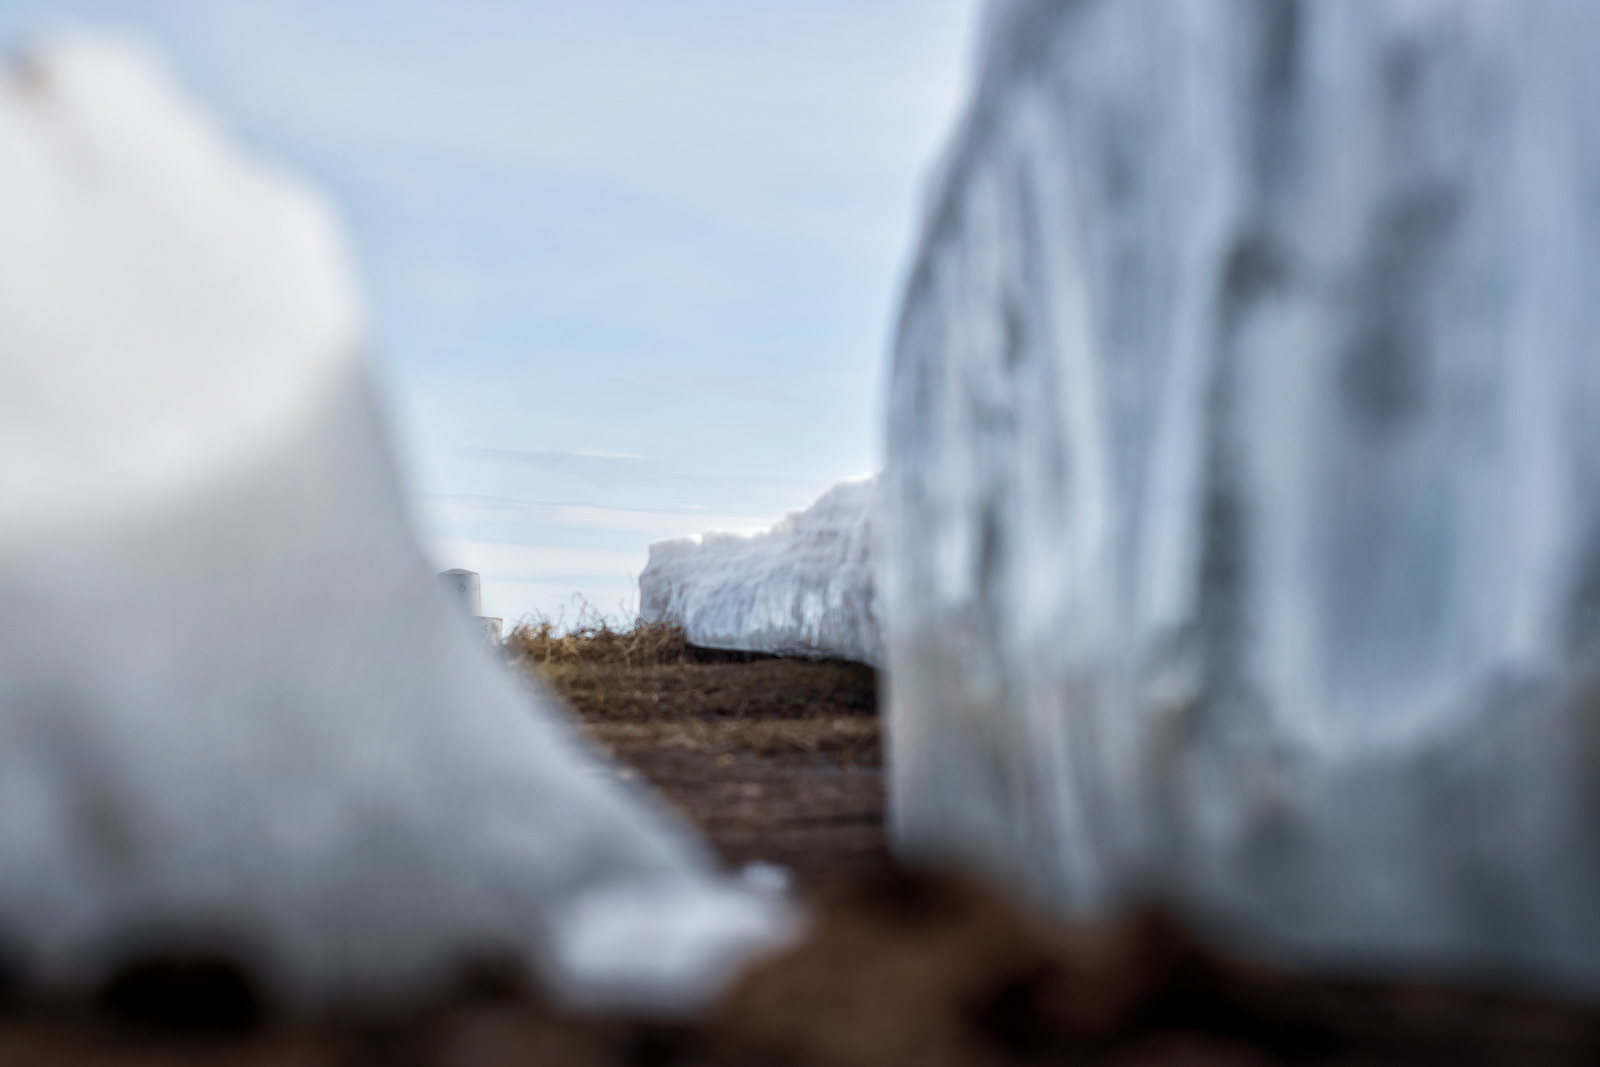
[507, 611, 880, 764]
[506, 608, 693, 669]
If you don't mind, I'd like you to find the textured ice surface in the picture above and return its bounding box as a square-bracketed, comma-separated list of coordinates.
[0, 34, 793, 1011]
[640, 475, 881, 665]
[886, 0, 1600, 995]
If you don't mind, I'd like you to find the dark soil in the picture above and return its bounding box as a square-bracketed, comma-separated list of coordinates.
[509, 615, 890, 886]
[4, 631, 1599, 1066]
[547, 653, 889, 888]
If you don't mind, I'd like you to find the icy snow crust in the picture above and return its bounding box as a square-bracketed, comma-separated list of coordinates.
[640, 475, 882, 666]
[887, 0, 1600, 995]
[0, 35, 791, 1011]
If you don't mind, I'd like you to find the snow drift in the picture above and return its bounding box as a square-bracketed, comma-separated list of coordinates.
[0, 34, 791, 1011]
[639, 475, 882, 665]
[886, 0, 1600, 995]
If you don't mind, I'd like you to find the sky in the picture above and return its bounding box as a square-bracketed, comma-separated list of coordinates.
[0, 0, 979, 624]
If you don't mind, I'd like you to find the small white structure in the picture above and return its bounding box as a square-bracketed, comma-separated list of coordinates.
[438, 568, 504, 648]
[640, 475, 881, 665]
[0, 34, 791, 1011]
[886, 0, 1600, 997]
[438, 568, 484, 615]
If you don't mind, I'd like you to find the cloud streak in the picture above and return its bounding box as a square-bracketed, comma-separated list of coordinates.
[464, 447, 658, 487]
[617, 370, 820, 406]
[409, 493, 776, 536]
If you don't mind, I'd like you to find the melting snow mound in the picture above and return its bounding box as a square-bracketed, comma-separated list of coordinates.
[640, 475, 881, 666]
[887, 0, 1600, 997]
[0, 33, 793, 1012]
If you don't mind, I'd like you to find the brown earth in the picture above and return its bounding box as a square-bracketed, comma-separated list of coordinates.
[3, 620, 1599, 1066]
[542, 652, 889, 888]
[510, 612, 890, 887]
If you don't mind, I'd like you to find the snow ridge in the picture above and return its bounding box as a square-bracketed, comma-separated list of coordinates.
[886, 0, 1600, 996]
[640, 475, 881, 666]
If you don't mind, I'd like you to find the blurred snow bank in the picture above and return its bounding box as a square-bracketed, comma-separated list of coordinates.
[0, 33, 794, 1011]
[639, 474, 882, 665]
[887, 0, 1600, 996]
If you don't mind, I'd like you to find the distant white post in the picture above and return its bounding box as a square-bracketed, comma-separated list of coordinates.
[438, 568, 482, 615]
[438, 569, 502, 649]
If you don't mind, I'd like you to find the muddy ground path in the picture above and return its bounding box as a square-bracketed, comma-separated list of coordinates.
[553, 652, 891, 889]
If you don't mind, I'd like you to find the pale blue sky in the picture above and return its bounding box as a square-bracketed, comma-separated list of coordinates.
[1, 1, 978, 623]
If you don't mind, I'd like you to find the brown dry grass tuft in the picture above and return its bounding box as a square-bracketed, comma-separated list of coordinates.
[507, 608, 880, 763]
[506, 606, 692, 668]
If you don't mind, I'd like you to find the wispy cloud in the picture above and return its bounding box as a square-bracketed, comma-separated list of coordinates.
[617, 370, 819, 406]
[409, 493, 777, 535]
[464, 447, 658, 486]
[450, 452, 832, 509]
[426, 538, 644, 581]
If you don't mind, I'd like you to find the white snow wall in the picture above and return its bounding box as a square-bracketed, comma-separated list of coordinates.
[886, 0, 1600, 995]
[640, 475, 881, 665]
[0, 35, 790, 1011]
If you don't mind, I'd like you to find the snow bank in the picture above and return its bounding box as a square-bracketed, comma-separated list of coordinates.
[640, 475, 881, 665]
[886, 0, 1600, 995]
[0, 34, 792, 1011]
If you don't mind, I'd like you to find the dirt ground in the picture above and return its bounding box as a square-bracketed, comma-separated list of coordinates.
[3, 626, 1600, 1066]
[552, 652, 889, 888]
